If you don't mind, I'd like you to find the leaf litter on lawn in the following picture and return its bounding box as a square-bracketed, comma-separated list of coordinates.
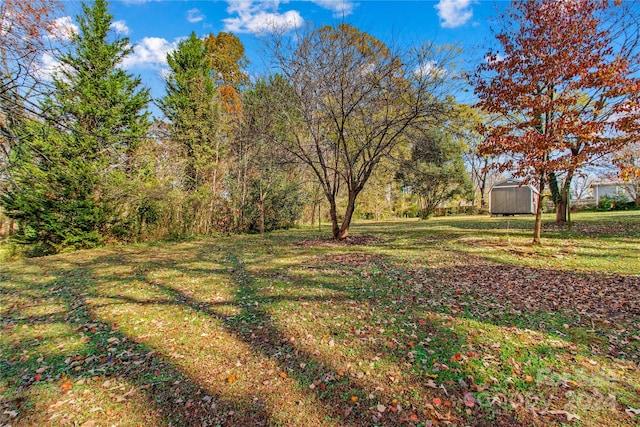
[2, 218, 640, 427]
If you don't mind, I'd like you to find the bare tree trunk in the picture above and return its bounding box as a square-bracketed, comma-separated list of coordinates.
[338, 192, 357, 239]
[533, 174, 546, 245]
[555, 193, 567, 224]
[555, 170, 574, 226]
[310, 201, 316, 227]
[479, 157, 489, 209]
[329, 197, 340, 239]
[258, 198, 265, 236]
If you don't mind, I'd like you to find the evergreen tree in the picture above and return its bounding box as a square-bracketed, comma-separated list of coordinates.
[158, 32, 219, 192]
[399, 128, 471, 219]
[2, 0, 151, 254]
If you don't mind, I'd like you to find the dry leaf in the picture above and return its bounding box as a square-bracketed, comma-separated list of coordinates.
[3, 410, 18, 418]
[626, 407, 640, 416]
[463, 391, 476, 408]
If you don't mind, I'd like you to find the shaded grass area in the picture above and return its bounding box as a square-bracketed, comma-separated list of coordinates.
[1, 211, 639, 426]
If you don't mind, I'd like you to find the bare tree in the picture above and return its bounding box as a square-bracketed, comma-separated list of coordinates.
[1, 0, 63, 150]
[268, 24, 459, 239]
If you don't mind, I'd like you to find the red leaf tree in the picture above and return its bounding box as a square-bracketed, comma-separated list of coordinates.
[473, 0, 640, 244]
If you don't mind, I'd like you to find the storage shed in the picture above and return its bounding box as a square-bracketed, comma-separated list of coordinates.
[489, 179, 538, 215]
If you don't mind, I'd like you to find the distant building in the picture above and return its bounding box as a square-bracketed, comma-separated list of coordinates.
[591, 181, 635, 203]
[489, 179, 538, 215]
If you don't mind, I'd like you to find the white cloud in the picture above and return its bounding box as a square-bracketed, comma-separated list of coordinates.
[223, 0, 304, 34]
[415, 61, 447, 79]
[48, 16, 78, 41]
[111, 20, 130, 35]
[35, 52, 75, 81]
[36, 52, 61, 81]
[485, 53, 505, 64]
[434, 0, 475, 29]
[310, 0, 356, 18]
[187, 8, 205, 23]
[121, 37, 181, 69]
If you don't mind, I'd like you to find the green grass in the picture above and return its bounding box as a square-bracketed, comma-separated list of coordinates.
[1, 211, 639, 426]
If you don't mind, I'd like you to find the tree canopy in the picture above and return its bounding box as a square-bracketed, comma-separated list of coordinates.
[269, 23, 460, 239]
[2, 0, 150, 254]
[474, 0, 640, 243]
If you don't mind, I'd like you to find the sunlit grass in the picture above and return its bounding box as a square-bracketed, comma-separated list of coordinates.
[1, 211, 639, 426]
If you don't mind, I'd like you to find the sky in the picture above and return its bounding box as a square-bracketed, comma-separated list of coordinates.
[52, 0, 509, 117]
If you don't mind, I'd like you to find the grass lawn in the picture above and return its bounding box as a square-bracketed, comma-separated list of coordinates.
[1, 211, 639, 426]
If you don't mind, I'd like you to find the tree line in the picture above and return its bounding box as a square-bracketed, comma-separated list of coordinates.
[1, 0, 638, 255]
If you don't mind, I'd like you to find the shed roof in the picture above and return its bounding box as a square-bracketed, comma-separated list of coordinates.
[490, 179, 538, 193]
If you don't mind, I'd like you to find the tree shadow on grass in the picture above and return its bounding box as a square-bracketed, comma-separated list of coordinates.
[1, 266, 271, 426]
[3, 235, 639, 427]
[1, 278, 268, 426]
[278, 245, 640, 426]
[3, 243, 417, 426]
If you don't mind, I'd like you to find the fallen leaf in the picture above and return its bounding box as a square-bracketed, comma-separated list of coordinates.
[61, 380, 73, 391]
[540, 409, 580, 421]
[377, 404, 386, 412]
[463, 392, 476, 408]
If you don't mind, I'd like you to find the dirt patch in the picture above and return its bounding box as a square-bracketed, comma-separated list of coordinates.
[296, 235, 384, 248]
[313, 253, 386, 269]
[543, 221, 640, 236]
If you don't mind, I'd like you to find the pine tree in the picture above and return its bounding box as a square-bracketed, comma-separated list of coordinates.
[2, 0, 151, 254]
[158, 32, 219, 192]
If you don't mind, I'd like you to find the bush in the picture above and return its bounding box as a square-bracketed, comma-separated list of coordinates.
[597, 195, 635, 211]
[597, 196, 613, 211]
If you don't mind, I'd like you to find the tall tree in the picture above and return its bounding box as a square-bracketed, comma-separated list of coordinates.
[204, 31, 248, 114]
[474, 0, 640, 243]
[2, 0, 151, 253]
[269, 24, 458, 239]
[399, 127, 471, 218]
[0, 0, 63, 179]
[451, 105, 498, 210]
[158, 32, 220, 192]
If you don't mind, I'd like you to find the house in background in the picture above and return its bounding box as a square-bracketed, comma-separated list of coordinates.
[489, 179, 538, 215]
[591, 181, 636, 203]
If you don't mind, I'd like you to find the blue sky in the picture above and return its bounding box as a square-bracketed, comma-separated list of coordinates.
[52, 0, 508, 116]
